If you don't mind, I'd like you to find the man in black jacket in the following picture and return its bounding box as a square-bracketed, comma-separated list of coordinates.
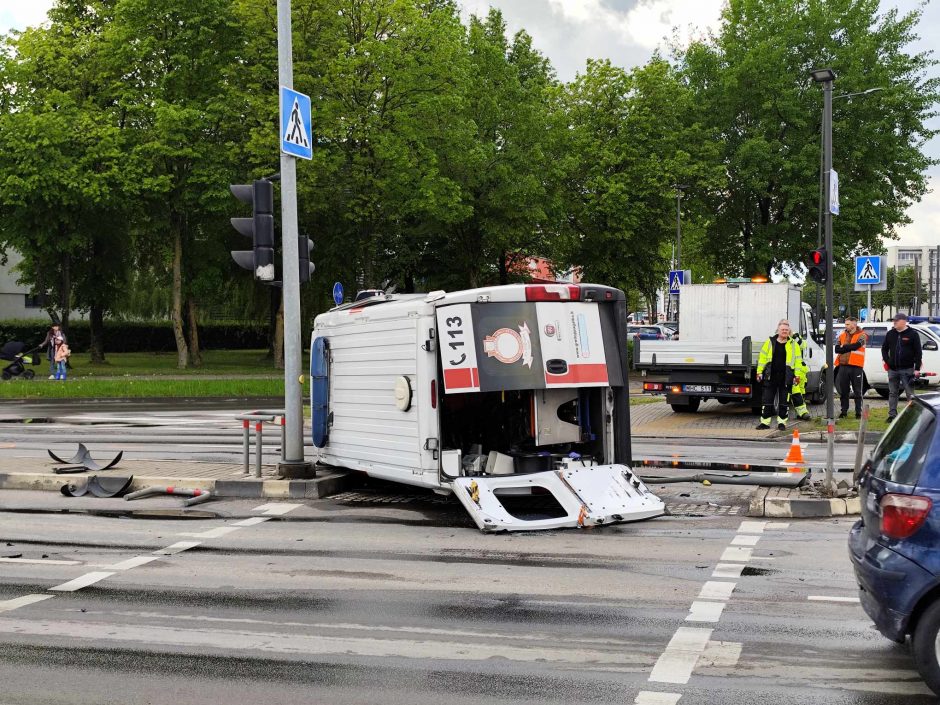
[882, 313, 923, 419]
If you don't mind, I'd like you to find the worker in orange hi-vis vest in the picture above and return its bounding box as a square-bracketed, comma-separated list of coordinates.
[835, 316, 867, 420]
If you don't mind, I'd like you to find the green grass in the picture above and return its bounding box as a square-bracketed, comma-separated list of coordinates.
[810, 407, 892, 433]
[630, 395, 664, 405]
[0, 377, 289, 399]
[62, 349, 298, 378]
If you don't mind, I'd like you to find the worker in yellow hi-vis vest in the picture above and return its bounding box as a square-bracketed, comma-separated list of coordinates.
[789, 332, 811, 421]
[755, 320, 800, 431]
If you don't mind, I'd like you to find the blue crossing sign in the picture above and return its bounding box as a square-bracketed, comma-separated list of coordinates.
[855, 255, 882, 285]
[668, 270, 689, 295]
[280, 86, 313, 160]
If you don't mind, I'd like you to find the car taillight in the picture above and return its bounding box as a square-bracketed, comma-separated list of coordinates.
[643, 382, 663, 391]
[881, 494, 932, 539]
[730, 386, 751, 395]
[525, 284, 580, 301]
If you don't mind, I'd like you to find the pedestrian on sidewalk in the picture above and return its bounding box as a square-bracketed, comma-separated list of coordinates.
[39, 323, 65, 379]
[882, 313, 922, 420]
[756, 320, 799, 431]
[789, 332, 811, 421]
[53, 337, 70, 381]
[835, 316, 867, 419]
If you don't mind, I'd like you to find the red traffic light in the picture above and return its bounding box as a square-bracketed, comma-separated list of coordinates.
[812, 250, 823, 265]
[808, 248, 828, 283]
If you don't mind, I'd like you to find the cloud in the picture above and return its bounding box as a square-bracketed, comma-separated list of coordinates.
[0, 0, 54, 34]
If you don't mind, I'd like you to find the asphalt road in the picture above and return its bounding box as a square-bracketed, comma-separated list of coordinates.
[0, 493, 933, 705]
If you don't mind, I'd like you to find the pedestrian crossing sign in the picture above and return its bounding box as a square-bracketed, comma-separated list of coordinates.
[668, 269, 687, 295]
[854, 255, 882, 285]
[280, 87, 313, 160]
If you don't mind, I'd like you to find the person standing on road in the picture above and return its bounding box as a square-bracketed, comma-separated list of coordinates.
[789, 332, 812, 421]
[835, 316, 867, 419]
[882, 312, 923, 420]
[756, 320, 799, 431]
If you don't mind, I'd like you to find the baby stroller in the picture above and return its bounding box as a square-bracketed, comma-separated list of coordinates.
[1, 341, 40, 381]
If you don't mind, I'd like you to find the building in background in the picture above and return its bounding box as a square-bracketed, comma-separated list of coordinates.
[885, 245, 940, 316]
[0, 250, 49, 321]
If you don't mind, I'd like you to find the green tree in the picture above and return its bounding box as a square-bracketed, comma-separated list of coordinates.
[681, 0, 939, 276]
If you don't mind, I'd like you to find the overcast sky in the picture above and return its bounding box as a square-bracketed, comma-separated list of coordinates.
[1, 0, 936, 249]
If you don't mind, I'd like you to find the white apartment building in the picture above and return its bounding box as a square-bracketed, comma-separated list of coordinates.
[0, 250, 49, 320]
[885, 245, 940, 316]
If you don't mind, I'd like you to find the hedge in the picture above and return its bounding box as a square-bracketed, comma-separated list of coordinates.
[0, 320, 268, 353]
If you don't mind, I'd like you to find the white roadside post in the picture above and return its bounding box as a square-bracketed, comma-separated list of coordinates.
[276, 0, 312, 476]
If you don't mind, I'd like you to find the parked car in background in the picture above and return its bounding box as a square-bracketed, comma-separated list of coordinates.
[648, 324, 679, 340]
[850, 393, 940, 695]
[628, 325, 665, 340]
[831, 322, 940, 397]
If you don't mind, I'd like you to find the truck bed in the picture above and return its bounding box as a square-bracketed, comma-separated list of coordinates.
[634, 338, 755, 370]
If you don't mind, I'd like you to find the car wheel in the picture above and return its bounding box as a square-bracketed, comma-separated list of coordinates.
[875, 387, 889, 399]
[913, 600, 940, 696]
[671, 397, 701, 413]
[810, 382, 827, 405]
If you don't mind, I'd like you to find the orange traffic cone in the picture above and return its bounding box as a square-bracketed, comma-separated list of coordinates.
[782, 429, 805, 465]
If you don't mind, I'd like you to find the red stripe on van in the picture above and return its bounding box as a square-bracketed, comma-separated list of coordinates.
[545, 363, 608, 385]
[444, 367, 479, 390]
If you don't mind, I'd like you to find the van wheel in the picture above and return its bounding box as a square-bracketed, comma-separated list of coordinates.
[671, 397, 701, 413]
[875, 387, 889, 399]
[810, 382, 827, 405]
[912, 599, 940, 696]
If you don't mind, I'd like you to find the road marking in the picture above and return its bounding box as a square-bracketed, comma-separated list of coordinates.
[808, 595, 861, 603]
[254, 503, 302, 516]
[765, 522, 789, 530]
[49, 571, 115, 592]
[0, 557, 81, 566]
[179, 526, 241, 539]
[737, 521, 766, 534]
[686, 601, 726, 623]
[155, 541, 202, 555]
[720, 546, 753, 562]
[232, 517, 270, 527]
[731, 534, 761, 547]
[712, 563, 745, 579]
[649, 626, 713, 684]
[697, 581, 736, 601]
[108, 556, 159, 571]
[0, 594, 54, 612]
[634, 692, 682, 705]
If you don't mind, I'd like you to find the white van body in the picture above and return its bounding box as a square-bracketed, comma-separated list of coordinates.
[310, 284, 664, 532]
[833, 322, 940, 395]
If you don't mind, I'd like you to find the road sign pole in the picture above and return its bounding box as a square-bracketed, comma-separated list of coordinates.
[822, 76, 836, 494]
[867, 284, 872, 323]
[276, 0, 309, 474]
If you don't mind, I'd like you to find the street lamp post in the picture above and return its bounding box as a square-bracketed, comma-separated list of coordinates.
[810, 67, 836, 492]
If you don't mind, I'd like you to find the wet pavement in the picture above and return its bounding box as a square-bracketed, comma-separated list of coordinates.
[0, 491, 934, 704]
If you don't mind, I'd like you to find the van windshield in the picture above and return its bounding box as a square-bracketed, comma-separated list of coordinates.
[868, 402, 936, 486]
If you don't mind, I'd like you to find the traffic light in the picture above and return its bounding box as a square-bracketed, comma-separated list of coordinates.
[808, 248, 828, 283]
[299, 235, 314, 284]
[230, 180, 275, 282]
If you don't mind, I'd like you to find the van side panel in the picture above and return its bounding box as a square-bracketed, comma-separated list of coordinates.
[316, 312, 436, 486]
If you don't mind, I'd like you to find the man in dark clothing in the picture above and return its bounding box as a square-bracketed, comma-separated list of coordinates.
[835, 317, 867, 419]
[882, 312, 923, 419]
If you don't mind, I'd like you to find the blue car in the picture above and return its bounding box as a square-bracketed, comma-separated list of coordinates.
[850, 392, 940, 694]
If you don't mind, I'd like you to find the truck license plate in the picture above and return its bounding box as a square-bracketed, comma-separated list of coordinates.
[683, 384, 712, 393]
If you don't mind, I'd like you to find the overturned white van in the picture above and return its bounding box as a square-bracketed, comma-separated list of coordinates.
[309, 283, 664, 532]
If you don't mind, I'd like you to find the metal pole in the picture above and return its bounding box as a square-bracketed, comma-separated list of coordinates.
[242, 419, 250, 475]
[823, 77, 836, 493]
[867, 284, 872, 324]
[675, 190, 682, 321]
[276, 0, 308, 473]
[255, 421, 263, 479]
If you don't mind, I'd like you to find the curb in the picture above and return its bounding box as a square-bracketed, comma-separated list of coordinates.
[767, 430, 881, 444]
[0, 468, 352, 500]
[747, 487, 861, 518]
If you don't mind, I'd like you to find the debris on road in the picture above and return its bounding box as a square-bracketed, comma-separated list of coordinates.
[124, 485, 214, 506]
[60, 475, 134, 498]
[48, 443, 123, 474]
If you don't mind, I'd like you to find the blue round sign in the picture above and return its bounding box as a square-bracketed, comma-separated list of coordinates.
[332, 282, 344, 306]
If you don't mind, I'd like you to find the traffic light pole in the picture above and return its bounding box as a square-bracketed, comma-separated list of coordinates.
[276, 0, 309, 474]
[822, 76, 836, 492]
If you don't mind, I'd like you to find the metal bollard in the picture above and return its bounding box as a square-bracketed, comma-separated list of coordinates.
[280, 415, 286, 463]
[255, 421, 263, 478]
[243, 419, 250, 476]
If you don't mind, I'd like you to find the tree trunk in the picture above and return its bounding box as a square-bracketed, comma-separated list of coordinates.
[186, 298, 202, 367]
[89, 305, 106, 363]
[170, 223, 189, 369]
[273, 294, 285, 370]
[58, 246, 71, 334]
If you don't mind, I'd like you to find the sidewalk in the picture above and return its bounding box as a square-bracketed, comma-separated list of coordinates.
[0, 456, 351, 500]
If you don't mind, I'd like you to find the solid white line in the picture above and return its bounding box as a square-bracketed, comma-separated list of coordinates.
[712, 564, 745, 579]
[155, 541, 202, 555]
[731, 534, 761, 547]
[0, 557, 81, 566]
[686, 601, 726, 623]
[648, 626, 713, 684]
[108, 556, 159, 571]
[179, 526, 241, 539]
[765, 522, 790, 530]
[0, 594, 54, 612]
[634, 692, 682, 705]
[720, 546, 753, 562]
[698, 581, 736, 601]
[808, 595, 861, 603]
[49, 571, 115, 592]
[254, 503, 303, 516]
[737, 520, 766, 534]
[232, 517, 270, 527]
